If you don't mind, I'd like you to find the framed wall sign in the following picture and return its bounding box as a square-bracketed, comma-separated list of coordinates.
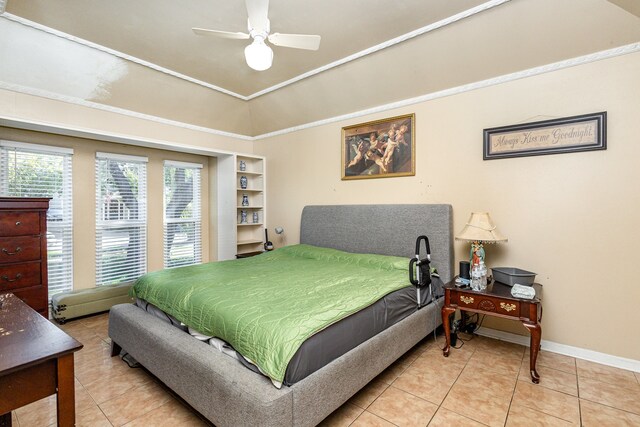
[483, 112, 607, 160]
[342, 113, 415, 180]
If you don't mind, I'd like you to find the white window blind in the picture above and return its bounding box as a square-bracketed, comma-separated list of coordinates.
[0, 141, 74, 299]
[163, 161, 202, 268]
[95, 153, 147, 286]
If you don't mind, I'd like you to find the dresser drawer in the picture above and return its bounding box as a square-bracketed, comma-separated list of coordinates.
[2, 286, 48, 312]
[0, 262, 41, 291]
[0, 211, 41, 236]
[0, 236, 42, 263]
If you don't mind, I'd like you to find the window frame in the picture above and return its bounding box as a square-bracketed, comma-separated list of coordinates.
[95, 152, 148, 286]
[0, 140, 74, 299]
[163, 160, 202, 269]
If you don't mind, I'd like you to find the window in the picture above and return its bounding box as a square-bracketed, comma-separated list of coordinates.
[163, 161, 202, 268]
[0, 140, 74, 299]
[95, 152, 147, 286]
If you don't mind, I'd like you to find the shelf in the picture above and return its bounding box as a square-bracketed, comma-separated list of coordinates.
[218, 153, 266, 261]
[237, 239, 263, 246]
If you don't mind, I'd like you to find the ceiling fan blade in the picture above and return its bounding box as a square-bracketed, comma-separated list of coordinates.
[245, 0, 269, 31]
[192, 27, 250, 40]
[268, 33, 321, 51]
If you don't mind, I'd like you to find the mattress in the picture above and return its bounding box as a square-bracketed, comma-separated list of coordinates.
[131, 244, 420, 385]
[284, 276, 443, 384]
[135, 276, 443, 385]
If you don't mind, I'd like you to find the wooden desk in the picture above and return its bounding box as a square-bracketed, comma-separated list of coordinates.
[441, 279, 543, 383]
[0, 293, 83, 426]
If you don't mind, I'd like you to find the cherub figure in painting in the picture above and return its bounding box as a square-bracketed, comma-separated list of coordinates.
[381, 125, 408, 166]
[365, 146, 388, 173]
[346, 137, 371, 169]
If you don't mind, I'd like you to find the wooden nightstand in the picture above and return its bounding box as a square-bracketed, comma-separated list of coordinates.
[441, 278, 543, 383]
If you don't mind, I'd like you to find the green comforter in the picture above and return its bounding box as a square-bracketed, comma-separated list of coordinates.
[131, 244, 411, 384]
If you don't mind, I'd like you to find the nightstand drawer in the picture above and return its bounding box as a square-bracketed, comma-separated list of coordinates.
[453, 293, 521, 318]
[0, 262, 41, 291]
[475, 297, 520, 317]
[0, 236, 42, 263]
[0, 212, 41, 236]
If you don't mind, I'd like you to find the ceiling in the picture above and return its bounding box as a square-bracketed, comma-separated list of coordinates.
[5, 0, 488, 97]
[2, 0, 640, 137]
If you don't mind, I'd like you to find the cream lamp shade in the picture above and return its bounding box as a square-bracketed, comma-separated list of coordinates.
[455, 212, 507, 243]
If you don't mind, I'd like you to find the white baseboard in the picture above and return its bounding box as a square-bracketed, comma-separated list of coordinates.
[475, 326, 640, 373]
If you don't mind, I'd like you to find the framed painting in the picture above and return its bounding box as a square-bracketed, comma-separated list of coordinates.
[483, 112, 607, 160]
[342, 113, 415, 180]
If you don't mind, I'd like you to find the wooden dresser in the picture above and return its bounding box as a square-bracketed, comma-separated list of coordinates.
[0, 197, 50, 317]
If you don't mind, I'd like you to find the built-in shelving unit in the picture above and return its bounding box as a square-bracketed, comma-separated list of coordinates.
[217, 154, 266, 260]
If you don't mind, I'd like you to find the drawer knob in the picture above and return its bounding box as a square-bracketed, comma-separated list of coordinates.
[500, 302, 517, 312]
[15, 221, 21, 226]
[1, 247, 22, 255]
[460, 296, 474, 304]
[1, 273, 22, 282]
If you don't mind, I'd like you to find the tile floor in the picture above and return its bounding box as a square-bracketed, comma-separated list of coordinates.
[9, 312, 640, 426]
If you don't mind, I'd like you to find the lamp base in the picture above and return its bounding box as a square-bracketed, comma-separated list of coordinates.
[469, 241, 485, 265]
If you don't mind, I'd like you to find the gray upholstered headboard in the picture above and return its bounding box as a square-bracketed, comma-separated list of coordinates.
[300, 204, 454, 283]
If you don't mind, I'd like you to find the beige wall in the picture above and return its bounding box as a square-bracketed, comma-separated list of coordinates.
[0, 127, 212, 289]
[2, 45, 638, 362]
[0, 89, 253, 154]
[255, 52, 640, 361]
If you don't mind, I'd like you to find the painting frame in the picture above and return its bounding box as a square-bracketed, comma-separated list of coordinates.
[341, 113, 416, 180]
[483, 111, 607, 160]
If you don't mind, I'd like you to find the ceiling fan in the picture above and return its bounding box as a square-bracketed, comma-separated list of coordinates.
[193, 0, 321, 71]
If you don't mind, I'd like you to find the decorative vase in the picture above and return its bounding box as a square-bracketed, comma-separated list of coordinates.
[239, 160, 246, 171]
[240, 210, 247, 224]
[241, 194, 249, 206]
[240, 176, 248, 189]
[252, 212, 259, 223]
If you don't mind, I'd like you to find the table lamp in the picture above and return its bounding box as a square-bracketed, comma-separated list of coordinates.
[455, 212, 507, 265]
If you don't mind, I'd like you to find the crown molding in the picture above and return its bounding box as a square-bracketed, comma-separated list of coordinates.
[1, 13, 249, 100]
[246, 0, 511, 100]
[0, 81, 252, 140]
[252, 42, 640, 140]
[1, 0, 509, 101]
[1, 42, 638, 144]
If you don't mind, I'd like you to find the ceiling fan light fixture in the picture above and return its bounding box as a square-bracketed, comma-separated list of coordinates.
[244, 38, 273, 71]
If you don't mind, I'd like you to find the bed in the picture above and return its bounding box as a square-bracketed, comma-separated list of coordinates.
[108, 204, 453, 426]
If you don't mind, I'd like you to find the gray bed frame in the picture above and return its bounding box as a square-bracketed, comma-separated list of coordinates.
[109, 204, 453, 426]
